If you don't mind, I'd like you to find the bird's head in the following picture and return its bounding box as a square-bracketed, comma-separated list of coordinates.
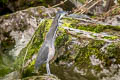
[57, 11, 68, 19]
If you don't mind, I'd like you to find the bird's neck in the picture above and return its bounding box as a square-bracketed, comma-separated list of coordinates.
[45, 14, 60, 41]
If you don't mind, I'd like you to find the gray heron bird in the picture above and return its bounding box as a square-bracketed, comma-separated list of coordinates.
[35, 11, 67, 75]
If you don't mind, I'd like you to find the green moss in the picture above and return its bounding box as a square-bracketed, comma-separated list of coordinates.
[77, 25, 102, 33]
[111, 7, 120, 15]
[91, 15, 97, 18]
[30, 1, 34, 5]
[106, 42, 120, 58]
[78, 0, 86, 4]
[0, 0, 8, 4]
[1, 32, 15, 54]
[76, 25, 120, 33]
[42, 13, 48, 17]
[13, 19, 52, 78]
[4, 14, 10, 19]
[62, 18, 120, 33]
[103, 36, 118, 40]
[74, 40, 105, 70]
[38, 9, 43, 14]
[118, 0, 120, 5]
[10, 17, 120, 79]
[62, 22, 71, 27]
[0, 64, 12, 77]
[0, 54, 13, 77]
[56, 22, 119, 71]
[55, 32, 72, 47]
[22, 60, 36, 78]
[55, 30, 73, 63]
[38, 0, 45, 2]
[0, 51, 14, 77]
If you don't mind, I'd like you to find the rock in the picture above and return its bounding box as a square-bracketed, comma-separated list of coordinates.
[0, 0, 58, 15]
[15, 17, 120, 80]
[105, 15, 120, 26]
[0, 6, 60, 77]
[23, 74, 60, 80]
[1, 5, 120, 80]
[1, 72, 60, 80]
[0, 71, 21, 80]
[0, 6, 58, 58]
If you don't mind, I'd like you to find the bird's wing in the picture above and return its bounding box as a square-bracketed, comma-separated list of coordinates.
[35, 43, 49, 70]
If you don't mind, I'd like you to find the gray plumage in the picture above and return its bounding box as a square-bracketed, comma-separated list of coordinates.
[35, 11, 67, 75]
[35, 42, 49, 70]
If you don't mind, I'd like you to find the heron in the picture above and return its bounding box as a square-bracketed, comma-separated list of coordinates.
[35, 11, 67, 75]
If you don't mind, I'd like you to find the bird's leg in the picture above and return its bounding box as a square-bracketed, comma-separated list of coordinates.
[46, 62, 51, 75]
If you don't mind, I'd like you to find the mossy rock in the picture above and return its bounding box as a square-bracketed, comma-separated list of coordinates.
[23, 75, 60, 80]
[63, 17, 120, 33]
[10, 17, 120, 79]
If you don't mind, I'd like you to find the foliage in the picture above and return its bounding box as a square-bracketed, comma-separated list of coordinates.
[78, 0, 86, 4]
[0, 0, 8, 4]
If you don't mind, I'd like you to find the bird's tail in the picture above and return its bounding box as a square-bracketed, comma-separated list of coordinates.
[34, 57, 42, 71]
